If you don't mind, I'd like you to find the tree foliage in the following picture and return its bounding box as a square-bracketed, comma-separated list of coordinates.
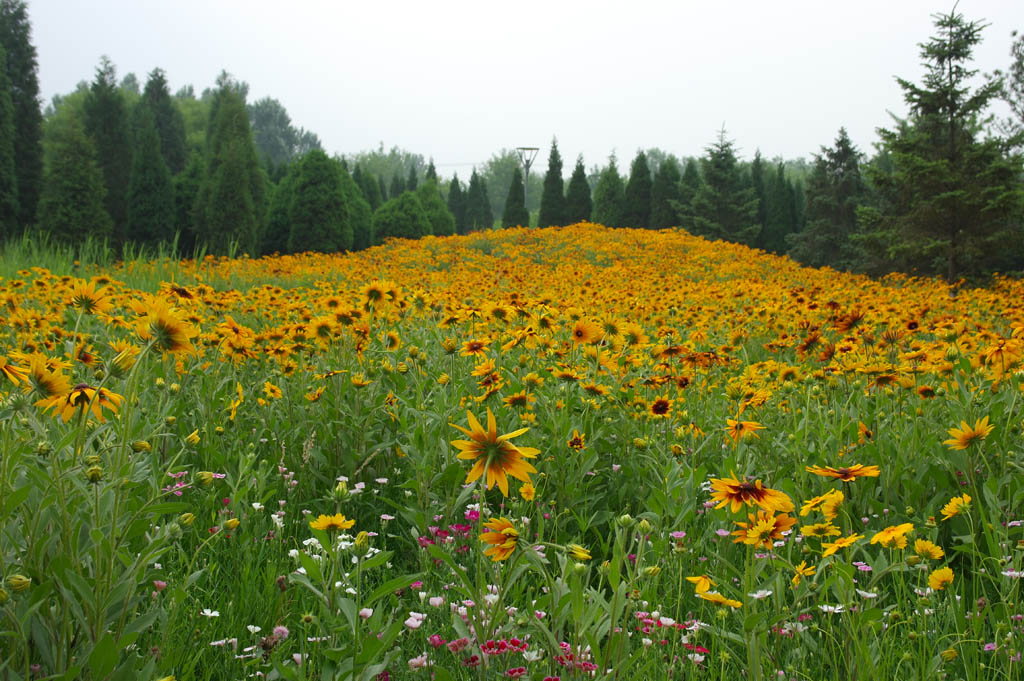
[83, 57, 131, 246]
[502, 166, 529, 228]
[416, 179, 455, 236]
[538, 140, 567, 228]
[126, 104, 174, 246]
[0, 0, 42, 229]
[447, 174, 467, 234]
[689, 129, 759, 245]
[649, 157, 681, 229]
[287, 149, 350, 253]
[623, 150, 653, 228]
[142, 68, 187, 174]
[464, 169, 492, 231]
[372, 191, 430, 242]
[565, 157, 592, 225]
[0, 45, 17, 237]
[591, 156, 626, 227]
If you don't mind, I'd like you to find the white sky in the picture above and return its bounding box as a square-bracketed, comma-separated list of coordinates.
[28, 0, 1022, 172]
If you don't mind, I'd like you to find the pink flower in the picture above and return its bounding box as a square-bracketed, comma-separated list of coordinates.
[408, 653, 429, 669]
[429, 596, 444, 607]
[428, 634, 446, 648]
[359, 608, 373, 619]
[153, 580, 167, 591]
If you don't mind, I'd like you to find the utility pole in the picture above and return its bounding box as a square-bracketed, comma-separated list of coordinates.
[515, 147, 539, 226]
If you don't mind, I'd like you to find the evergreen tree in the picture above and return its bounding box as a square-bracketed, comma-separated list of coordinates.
[340, 165, 374, 250]
[750, 151, 767, 244]
[126, 104, 174, 246]
[0, 46, 17, 237]
[857, 10, 1024, 279]
[142, 68, 187, 173]
[287, 149, 350, 253]
[592, 156, 626, 227]
[565, 156, 592, 224]
[537, 140, 567, 227]
[425, 159, 438, 182]
[447, 174, 467, 234]
[0, 0, 42, 230]
[353, 164, 383, 211]
[502, 166, 529, 227]
[761, 163, 797, 253]
[416, 179, 455, 236]
[83, 57, 131, 247]
[649, 157, 681, 229]
[263, 163, 298, 255]
[377, 175, 389, 205]
[623, 150, 653, 228]
[690, 130, 759, 245]
[465, 169, 493, 230]
[671, 158, 703, 231]
[372, 192, 431, 242]
[389, 171, 405, 199]
[173, 151, 204, 255]
[36, 111, 111, 242]
[787, 128, 867, 269]
[406, 164, 418, 192]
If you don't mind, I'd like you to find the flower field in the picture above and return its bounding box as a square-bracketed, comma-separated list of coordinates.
[1, 223, 1023, 680]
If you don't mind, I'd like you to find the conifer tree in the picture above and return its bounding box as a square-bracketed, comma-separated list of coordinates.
[565, 156, 592, 225]
[340, 165, 374, 250]
[36, 111, 111, 243]
[0, 0, 42, 229]
[623, 150, 653, 228]
[649, 157, 681, 229]
[372, 192, 431, 242]
[591, 156, 626, 227]
[502, 166, 529, 227]
[83, 57, 131, 247]
[761, 163, 796, 253]
[377, 175, 388, 205]
[750, 151, 767, 244]
[287, 149, 350, 253]
[416, 179, 455, 236]
[447, 174, 467, 234]
[0, 46, 17, 237]
[127, 104, 174, 246]
[537, 140, 567, 227]
[425, 159, 438, 182]
[465, 169, 493, 230]
[142, 68, 187, 174]
[672, 158, 703, 231]
[263, 163, 299, 255]
[389, 171, 405, 199]
[406, 165, 418, 192]
[690, 130, 759, 245]
[173, 151, 204, 255]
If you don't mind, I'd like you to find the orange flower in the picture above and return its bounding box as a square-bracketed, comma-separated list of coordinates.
[710, 472, 794, 514]
[450, 408, 539, 496]
[805, 464, 880, 482]
[731, 510, 797, 549]
[943, 417, 994, 450]
[725, 419, 765, 443]
[479, 517, 519, 561]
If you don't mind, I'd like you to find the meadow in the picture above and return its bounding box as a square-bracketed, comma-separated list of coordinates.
[1, 223, 1022, 681]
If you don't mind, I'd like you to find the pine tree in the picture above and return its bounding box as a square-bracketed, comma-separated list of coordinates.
[126, 104, 174, 246]
[372, 192, 431, 242]
[591, 157, 626, 227]
[83, 57, 131, 247]
[565, 157, 592, 225]
[671, 158, 703, 232]
[425, 159, 438, 182]
[36, 111, 111, 243]
[787, 128, 867, 269]
[416, 179, 455, 236]
[857, 10, 1024, 279]
[0, 0, 42, 230]
[502, 166, 529, 227]
[406, 165, 418, 192]
[263, 163, 298, 255]
[465, 170, 493, 230]
[389, 171, 405, 199]
[649, 157, 681, 229]
[377, 175, 389, 205]
[690, 130, 759, 245]
[173, 151, 204, 255]
[0, 46, 17, 237]
[340, 165, 374, 250]
[287, 149, 350, 253]
[761, 163, 796, 253]
[447, 174, 467, 234]
[750, 151, 767, 245]
[622, 150, 653, 228]
[537, 140, 567, 227]
[142, 68, 187, 174]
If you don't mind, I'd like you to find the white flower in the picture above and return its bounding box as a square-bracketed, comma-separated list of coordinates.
[1002, 570, 1023, 578]
[819, 605, 844, 613]
[247, 625, 261, 634]
[523, 649, 544, 662]
[201, 608, 220, 617]
[856, 589, 878, 599]
[747, 590, 773, 600]
[251, 502, 264, 511]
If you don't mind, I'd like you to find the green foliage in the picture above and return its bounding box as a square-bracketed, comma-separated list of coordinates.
[787, 128, 868, 269]
[341, 164, 375, 250]
[415, 179, 455, 236]
[353, 164, 384, 211]
[263, 163, 299, 255]
[670, 157, 702, 232]
[349, 142, 424, 193]
[648, 157, 680, 229]
[0, 0, 43, 229]
[622, 150, 653, 228]
[406, 164, 418, 192]
[172, 151, 204, 256]
[690, 129, 759, 245]
[83, 56, 131, 246]
[126, 104, 175, 247]
[425, 159, 437, 182]
[0, 45, 17, 238]
[591, 156, 626, 227]
[997, 30, 1024, 142]
[35, 110, 111, 242]
[142, 68, 187, 174]
[565, 157, 592, 225]
[464, 169, 493, 231]
[447, 174, 467, 235]
[761, 162, 798, 254]
[372, 191, 431, 242]
[502, 166, 529, 228]
[287, 149, 351, 253]
[388, 171, 405, 200]
[538, 140, 568, 228]
[750, 151, 767, 241]
[248, 96, 322, 171]
[480, 149, 543, 218]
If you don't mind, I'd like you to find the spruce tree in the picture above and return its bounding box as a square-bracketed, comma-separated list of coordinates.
[287, 149, 350, 253]
[447, 174, 467, 234]
[425, 159, 438, 182]
[83, 57, 131, 247]
[537, 140, 567, 227]
[690, 130, 759, 245]
[372, 192, 431, 242]
[340, 165, 374, 250]
[173, 151, 204, 255]
[591, 157, 626, 227]
[389, 171, 405, 199]
[377, 175, 388, 205]
[671, 158, 703, 232]
[0, 46, 17, 237]
[760, 163, 796, 253]
[406, 165, 418, 192]
[623, 150, 653, 228]
[649, 157, 681, 229]
[565, 156, 592, 225]
[502, 166, 529, 228]
[263, 163, 298, 255]
[750, 151, 767, 244]
[416, 179, 455, 236]
[127, 104, 174, 246]
[0, 0, 42, 230]
[465, 170, 493, 230]
[142, 68, 187, 174]
[36, 111, 111, 243]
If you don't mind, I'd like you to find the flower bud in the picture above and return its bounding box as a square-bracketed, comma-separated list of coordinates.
[179, 512, 196, 526]
[165, 416, 176, 426]
[637, 519, 652, 533]
[7, 574, 31, 592]
[333, 480, 349, 500]
[86, 465, 103, 483]
[196, 471, 214, 486]
[0, 586, 7, 603]
[906, 555, 921, 566]
[169, 383, 180, 394]
[84, 454, 102, 466]
[155, 377, 165, 389]
[131, 440, 151, 453]
[643, 566, 662, 577]
[215, 426, 225, 436]
[36, 441, 52, 456]
[617, 514, 634, 528]
[354, 531, 370, 557]
[185, 430, 200, 446]
[224, 518, 240, 530]
[437, 373, 450, 385]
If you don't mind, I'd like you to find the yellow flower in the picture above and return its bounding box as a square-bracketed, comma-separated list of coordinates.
[450, 408, 539, 497]
[709, 472, 794, 514]
[686, 574, 715, 594]
[821, 533, 863, 557]
[519, 482, 536, 501]
[185, 429, 200, 446]
[870, 523, 914, 549]
[567, 429, 586, 450]
[800, 522, 841, 538]
[699, 591, 742, 608]
[479, 517, 519, 561]
[725, 419, 765, 443]
[263, 382, 282, 399]
[940, 494, 971, 521]
[913, 538, 944, 560]
[567, 544, 591, 561]
[805, 464, 881, 481]
[224, 518, 240, 530]
[791, 560, 815, 586]
[37, 384, 124, 423]
[731, 510, 797, 549]
[928, 566, 954, 591]
[943, 416, 994, 450]
[309, 514, 355, 532]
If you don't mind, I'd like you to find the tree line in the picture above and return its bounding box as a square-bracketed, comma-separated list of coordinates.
[2, 3, 1023, 281]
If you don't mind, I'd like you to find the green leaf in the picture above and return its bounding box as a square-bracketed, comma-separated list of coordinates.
[365, 573, 422, 608]
[88, 633, 117, 680]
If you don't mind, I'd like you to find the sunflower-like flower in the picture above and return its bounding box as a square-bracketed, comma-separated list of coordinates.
[37, 383, 124, 423]
[308, 513, 355, 532]
[570, 319, 602, 345]
[914, 539, 944, 560]
[928, 566, 954, 591]
[0, 355, 27, 387]
[821, 533, 863, 557]
[800, 522, 841, 539]
[699, 591, 742, 608]
[731, 510, 797, 549]
[567, 544, 591, 561]
[67, 280, 112, 315]
[480, 517, 519, 561]
[943, 416, 994, 450]
[686, 575, 715, 594]
[791, 561, 815, 586]
[805, 464, 881, 482]
[135, 299, 196, 356]
[450, 408, 539, 496]
[870, 522, 914, 549]
[940, 493, 971, 521]
[709, 472, 794, 514]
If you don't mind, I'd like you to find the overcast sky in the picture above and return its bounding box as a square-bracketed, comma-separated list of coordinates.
[28, 0, 1022, 173]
